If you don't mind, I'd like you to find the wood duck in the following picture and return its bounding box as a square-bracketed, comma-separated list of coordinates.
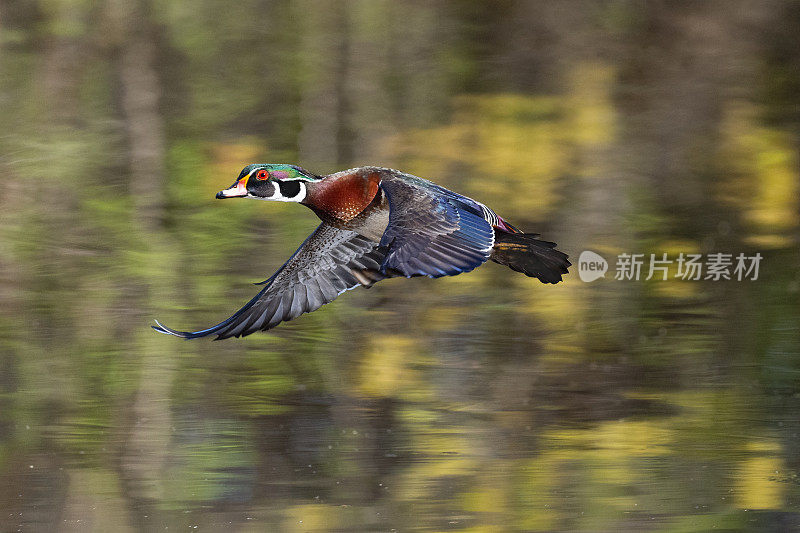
[154, 165, 570, 339]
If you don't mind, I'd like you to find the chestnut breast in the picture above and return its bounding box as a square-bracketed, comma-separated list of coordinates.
[306, 170, 381, 222]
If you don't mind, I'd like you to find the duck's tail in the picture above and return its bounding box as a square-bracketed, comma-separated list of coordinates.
[490, 230, 570, 284]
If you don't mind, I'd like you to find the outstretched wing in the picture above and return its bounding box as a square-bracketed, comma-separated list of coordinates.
[153, 224, 386, 339]
[378, 174, 495, 278]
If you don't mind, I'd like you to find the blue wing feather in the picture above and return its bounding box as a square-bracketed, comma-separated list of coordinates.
[378, 174, 495, 278]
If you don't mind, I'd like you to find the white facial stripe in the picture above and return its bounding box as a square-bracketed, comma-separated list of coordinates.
[256, 180, 307, 202]
[266, 181, 281, 199]
[292, 181, 307, 202]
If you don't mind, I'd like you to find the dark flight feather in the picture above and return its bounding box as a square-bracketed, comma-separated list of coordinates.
[153, 224, 388, 339]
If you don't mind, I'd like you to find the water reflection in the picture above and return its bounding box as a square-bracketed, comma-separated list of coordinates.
[2, 0, 800, 531]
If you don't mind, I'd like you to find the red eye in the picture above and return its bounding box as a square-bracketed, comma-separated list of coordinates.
[256, 169, 269, 180]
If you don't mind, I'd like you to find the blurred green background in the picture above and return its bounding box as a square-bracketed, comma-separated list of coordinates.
[2, 0, 800, 531]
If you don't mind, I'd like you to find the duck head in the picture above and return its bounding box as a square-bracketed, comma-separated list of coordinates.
[216, 164, 319, 203]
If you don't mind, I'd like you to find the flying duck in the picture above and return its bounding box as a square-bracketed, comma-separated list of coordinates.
[153, 165, 570, 339]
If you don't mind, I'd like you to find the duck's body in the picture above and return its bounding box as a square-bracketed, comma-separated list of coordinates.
[154, 165, 570, 339]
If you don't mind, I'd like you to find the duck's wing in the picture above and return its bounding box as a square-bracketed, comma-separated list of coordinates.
[378, 174, 495, 278]
[153, 223, 386, 339]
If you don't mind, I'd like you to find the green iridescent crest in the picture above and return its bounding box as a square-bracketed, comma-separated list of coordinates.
[238, 163, 318, 182]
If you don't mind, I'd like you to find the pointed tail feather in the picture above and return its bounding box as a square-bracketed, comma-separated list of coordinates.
[491, 231, 570, 284]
